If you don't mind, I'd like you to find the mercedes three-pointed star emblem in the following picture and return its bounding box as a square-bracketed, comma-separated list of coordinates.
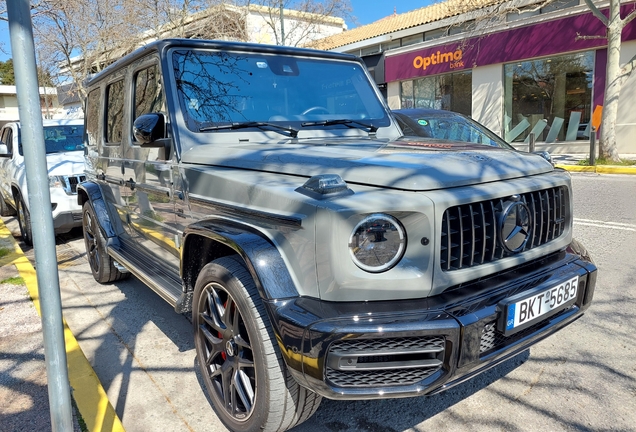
[498, 199, 532, 253]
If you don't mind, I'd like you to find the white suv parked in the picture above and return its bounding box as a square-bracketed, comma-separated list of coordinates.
[0, 119, 86, 245]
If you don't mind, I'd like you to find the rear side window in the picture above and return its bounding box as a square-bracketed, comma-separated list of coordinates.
[85, 89, 100, 147]
[106, 80, 125, 143]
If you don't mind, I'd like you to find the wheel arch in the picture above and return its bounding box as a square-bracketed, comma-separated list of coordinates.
[182, 220, 300, 308]
[77, 181, 118, 238]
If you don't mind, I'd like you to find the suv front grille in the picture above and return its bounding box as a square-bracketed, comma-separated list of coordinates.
[440, 186, 567, 271]
[61, 175, 86, 195]
[325, 336, 445, 388]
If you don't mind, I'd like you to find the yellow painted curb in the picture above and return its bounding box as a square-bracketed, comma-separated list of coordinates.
[0, 219, 125, 432]
[556, 164, 636, 174]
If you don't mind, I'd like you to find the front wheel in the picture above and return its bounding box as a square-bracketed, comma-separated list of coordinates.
[193, 256, 321, 432]
[82, 201, 128, 283]
[16, 195, 33, 246]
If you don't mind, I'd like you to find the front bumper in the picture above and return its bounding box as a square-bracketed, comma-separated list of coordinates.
[265, 246, 596, 400]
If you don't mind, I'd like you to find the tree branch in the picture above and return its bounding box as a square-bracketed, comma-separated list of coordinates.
[623, 7, 636, 26]
[582, 0, 609, 27]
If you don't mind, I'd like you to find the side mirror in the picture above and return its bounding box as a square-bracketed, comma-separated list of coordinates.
[0, 143, 11, 158]
[133, 113, 166, 146]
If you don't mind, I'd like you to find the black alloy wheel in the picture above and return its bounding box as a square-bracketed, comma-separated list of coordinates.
[193, 256, 321, 432]
[82, 201, 128, 283]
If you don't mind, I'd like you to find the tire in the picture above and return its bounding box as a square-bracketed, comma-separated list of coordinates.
[16, 194, 33, 246]
[193, 256, 321, 432]
[82, 201, 129, 283]
[0, 191, 16, 217]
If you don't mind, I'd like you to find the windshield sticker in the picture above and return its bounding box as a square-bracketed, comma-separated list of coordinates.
[417, 119, 428, 126]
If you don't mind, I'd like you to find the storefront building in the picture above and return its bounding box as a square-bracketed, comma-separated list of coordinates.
[312, 1, 636, 152]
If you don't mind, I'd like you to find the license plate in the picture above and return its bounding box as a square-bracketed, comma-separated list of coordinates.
[501, 275, 579, 335]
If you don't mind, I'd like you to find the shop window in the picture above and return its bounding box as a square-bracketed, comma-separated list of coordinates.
[424, 28, 448, 41]
[402, 34, 424, 47]
[541, 0, 579, 14]
[400, 71, 472, 116]
[504, 51, 594, 143]
[361, 45, 381, 56]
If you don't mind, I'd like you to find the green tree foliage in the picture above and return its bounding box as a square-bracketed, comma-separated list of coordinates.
[0, 59, 15, 85]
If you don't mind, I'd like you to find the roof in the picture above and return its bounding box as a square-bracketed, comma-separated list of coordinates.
[307, 0, 503, 50]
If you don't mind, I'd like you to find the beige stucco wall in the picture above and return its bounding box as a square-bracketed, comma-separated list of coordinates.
[471, 63, 504, 136]
[616, 40, 636, 154]
[386, 81, 400, 110]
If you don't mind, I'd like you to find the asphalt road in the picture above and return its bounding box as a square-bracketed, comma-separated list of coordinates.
[8, 172, 636, 432]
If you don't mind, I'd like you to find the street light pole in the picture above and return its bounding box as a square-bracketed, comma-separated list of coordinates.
[6, 1, 73, 430]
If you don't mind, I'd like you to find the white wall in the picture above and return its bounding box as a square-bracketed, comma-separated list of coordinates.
[616, 40, 636, 153]
[471, 64, 504, 136]
[386, 81, 401, 109]
[247, 10, 344, 47]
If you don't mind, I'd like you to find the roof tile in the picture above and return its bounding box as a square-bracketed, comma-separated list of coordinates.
[308, 0, 502, 50]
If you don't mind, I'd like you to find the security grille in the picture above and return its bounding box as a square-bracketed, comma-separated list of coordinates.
[440, 186, 567, 271]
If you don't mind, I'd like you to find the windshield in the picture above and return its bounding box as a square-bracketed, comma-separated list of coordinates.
[172, 49, 390, 132]
[19, 125, 85, 155]
[395, 110, 512, 149]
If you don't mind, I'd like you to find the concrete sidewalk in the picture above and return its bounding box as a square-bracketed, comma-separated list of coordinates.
[0, 152, 634, 432]
[551, 153, 636, 174]
[0, 220, 122, 432]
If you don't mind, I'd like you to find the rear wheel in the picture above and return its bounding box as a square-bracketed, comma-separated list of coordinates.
[82, 201, 128, 283]
[16, 195, 33, 246]
[193, 256, 321, 432]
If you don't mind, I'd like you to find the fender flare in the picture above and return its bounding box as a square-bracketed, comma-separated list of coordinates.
[182, 219, 300, 301]
[77, 181, 120, 238]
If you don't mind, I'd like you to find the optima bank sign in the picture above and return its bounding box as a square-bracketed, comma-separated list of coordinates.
[412, 49, 464, 71]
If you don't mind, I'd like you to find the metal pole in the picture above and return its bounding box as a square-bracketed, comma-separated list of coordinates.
[280, 1, 285, 45]
[6, 1, 73, 431]
[529, 132, 535, 153]
[590, 127, 597, 166]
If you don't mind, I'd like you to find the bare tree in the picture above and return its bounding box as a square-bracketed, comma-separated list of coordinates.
[242, 0, 351, 47]
[580, 0, 636, 160]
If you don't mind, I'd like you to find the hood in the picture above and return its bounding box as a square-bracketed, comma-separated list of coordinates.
[46, 151, 85, 176]
[180, 138, 554, 191]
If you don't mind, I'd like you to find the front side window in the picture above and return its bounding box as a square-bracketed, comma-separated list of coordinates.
[504, 51, 594, 142]
[134, 64, 164, 120]
[171, 49, 390, 132]
[106, 80, 125, 143]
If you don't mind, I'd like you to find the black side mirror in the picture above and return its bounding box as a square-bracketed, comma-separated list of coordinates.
[133, 113, 166, 145]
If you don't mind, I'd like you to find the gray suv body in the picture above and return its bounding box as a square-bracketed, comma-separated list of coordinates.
[79, 39, 596, 432]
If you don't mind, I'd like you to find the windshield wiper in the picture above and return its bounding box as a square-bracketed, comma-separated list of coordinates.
[200, 122, 298, 138]
[301, 119, 378, 134]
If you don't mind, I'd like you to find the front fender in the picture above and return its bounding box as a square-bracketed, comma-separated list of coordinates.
[183, 219, 300, 301]
[77, 181, 121, 239]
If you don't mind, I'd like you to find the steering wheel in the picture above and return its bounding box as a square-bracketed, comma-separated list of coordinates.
[302, 106, 330, 115]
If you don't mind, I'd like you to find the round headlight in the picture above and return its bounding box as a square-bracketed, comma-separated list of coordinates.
[349, 214, 406, 272]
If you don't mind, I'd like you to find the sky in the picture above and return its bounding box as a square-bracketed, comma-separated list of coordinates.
[0, 1, 435, 63]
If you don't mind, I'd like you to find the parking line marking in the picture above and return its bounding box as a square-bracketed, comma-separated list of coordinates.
[573, 218, 636, 232]
[0, 220, 125, 432]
